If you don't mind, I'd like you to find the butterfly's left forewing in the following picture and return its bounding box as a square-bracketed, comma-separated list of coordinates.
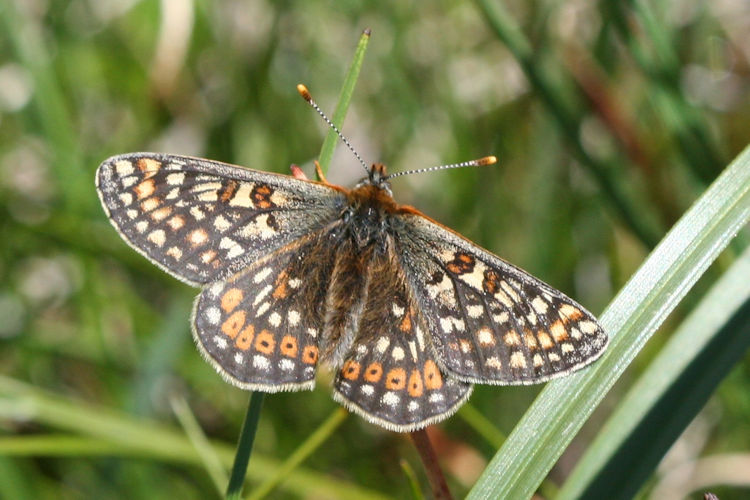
[399, 214, 608, 385]
[96, 153, 346, 286]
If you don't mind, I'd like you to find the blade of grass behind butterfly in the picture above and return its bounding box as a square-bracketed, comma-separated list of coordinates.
[467, 144, 750, 499]
[601, 0, 724, 183]
[558, 245, 750, 500]
[225, 30, 372, 499]
[246, 408, 348, 500]
[0, 376, 387, 500]
[316, 28, 371, 174]
[472, 0, 663, 248]
[0, 1, 88, 214]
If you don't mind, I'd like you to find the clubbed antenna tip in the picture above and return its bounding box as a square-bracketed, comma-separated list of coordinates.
[385, 155, 499, 180]
[296, 84, 312, 102]
[477, 155, 497, 166]
[296, 83, 369, 174]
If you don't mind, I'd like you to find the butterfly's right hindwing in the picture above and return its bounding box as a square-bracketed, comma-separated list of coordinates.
[96, 153, 346, 286]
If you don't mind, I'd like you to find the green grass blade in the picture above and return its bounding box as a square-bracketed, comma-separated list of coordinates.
[226, 392, 265, 500]
[170, 395, 228, 495]
[317, 29, 371, 174]
[473, 0, 664, 247]
[559, 245, 750, 500]
[0, 376, 388, 500]
[467, 144, 750, 499]
[247, 408, 348, 500]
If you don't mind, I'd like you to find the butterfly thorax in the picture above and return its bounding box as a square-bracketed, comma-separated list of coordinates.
[341, 164, 400, 251]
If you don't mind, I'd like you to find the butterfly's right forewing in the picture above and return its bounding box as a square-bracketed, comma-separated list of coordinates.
[96, 153, 346, 286]
[399, 215, 608, 385]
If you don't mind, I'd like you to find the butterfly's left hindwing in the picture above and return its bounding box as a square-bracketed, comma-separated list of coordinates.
[193, 229, 339, 392]
[399, 215, 608, 385]
[96, 153, 346, 286]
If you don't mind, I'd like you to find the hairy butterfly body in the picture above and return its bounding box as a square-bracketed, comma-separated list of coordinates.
[96, 152, 607, 431]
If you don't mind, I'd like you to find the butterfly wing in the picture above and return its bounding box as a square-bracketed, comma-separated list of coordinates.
[96, 152, 346, 286]
[332, 248, 472, 432]
[398, 214, 608, 385]
[193, 229, 339, 391]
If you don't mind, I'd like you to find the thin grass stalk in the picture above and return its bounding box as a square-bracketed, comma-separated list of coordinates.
[247, 408, 348, 500]
[225, 392, 264, 500]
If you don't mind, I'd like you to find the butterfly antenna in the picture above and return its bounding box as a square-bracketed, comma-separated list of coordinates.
[385, 155, 498, 180]
[297, 84, 369, 175]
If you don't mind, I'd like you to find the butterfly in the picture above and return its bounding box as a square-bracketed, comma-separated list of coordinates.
[96, 99, 607, 433]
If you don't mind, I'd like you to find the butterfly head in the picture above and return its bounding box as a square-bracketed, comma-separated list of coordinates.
[353, 162, 393, 196]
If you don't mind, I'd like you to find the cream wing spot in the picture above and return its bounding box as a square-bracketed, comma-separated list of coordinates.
[382, 392, 400, 407]
[166, 215, 185, 231]
[477, 327, 495, 346]
[166, 247, 182, 260]
[205, 306, 221, 325]
[115, 160, 134, 175]
[391, 347, 405, 361]
[147, 229, 166, 247]
[280, 359, 295, 371]
[269, 312, 282, 327]
[510, 351, 527, 369]
[579, 321, 598, 335]
[188, 228, 208, 247]
[253, 355, 270, 370]
[219, 237, 245, 258]
[189, 206, 205, 220]
[253, 267, 273, 283]
[532, 297, 549, 315]
[376, 336, 390, 353]
[213, 215, 232, 232]
[467, 304, 484, 318]
[166, 172, 185, 185]
[486, 357, 502, 370]
[253, 285, 273, 306]
[119, 193, 133, 206]
[228, 182, 254, 207]
[288, 310, 300, 326]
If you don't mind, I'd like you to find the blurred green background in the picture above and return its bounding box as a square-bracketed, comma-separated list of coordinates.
[1, 0, 749, 498]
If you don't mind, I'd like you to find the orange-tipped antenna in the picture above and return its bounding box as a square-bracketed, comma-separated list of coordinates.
[296, 84, 369, 174]
[385, 156, 498, 180]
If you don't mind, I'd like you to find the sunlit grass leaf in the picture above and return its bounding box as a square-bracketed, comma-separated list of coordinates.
[559, 246, 750, 499]
[467, 144, 750, 499]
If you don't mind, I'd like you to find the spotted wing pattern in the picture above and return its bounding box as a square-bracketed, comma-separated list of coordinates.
[400, 215, 608, 385]
[192, 231, 339, 391]
[332, 250, 472, 432]
[96, 153, 346, 286]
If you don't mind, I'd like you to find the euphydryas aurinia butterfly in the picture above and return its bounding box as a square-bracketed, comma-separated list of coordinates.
[95, 85, 607, 431]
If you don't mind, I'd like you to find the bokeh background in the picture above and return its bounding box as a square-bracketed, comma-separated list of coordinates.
[1, 0, 749, 498]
